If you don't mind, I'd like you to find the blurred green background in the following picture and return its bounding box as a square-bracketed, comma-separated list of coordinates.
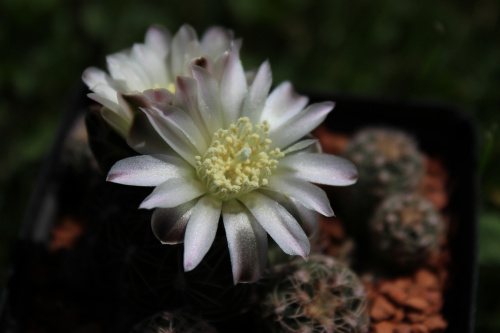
[0, 0, 499, 331]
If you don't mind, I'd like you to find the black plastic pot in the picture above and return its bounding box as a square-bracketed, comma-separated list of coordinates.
[0, 83, 478, 332]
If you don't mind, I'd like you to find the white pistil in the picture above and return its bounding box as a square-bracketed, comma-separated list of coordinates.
[235, 147, 252, 163]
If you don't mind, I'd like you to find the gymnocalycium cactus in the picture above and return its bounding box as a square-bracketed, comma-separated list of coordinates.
[343, 128, 424, 204]
[370, 193, 445, 266]
[130, 311, 218, 333]
[262, 255, 369, 333]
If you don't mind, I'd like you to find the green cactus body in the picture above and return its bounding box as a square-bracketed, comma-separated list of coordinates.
[343, 128, 424, 205]
[263, 255, 369, 333]
[370, 193, 445, 266]
[130, 311, 218, 333]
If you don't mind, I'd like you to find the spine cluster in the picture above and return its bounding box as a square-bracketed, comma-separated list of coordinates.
[369, 193, 445, 266]
[262, 255, 369, 333]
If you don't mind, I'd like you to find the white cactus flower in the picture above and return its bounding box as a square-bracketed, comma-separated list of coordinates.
[104, 37, 358, 284]
[82, 24, 237, 137]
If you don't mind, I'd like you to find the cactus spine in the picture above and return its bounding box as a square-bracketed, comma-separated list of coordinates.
[262, 255, 369, 333]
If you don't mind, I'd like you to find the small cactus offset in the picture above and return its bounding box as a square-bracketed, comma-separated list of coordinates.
[130, 311, 218, 333]
[343, 128, 424, 204]
[370, 193, 445, 266]
[262, 255, 369, 333]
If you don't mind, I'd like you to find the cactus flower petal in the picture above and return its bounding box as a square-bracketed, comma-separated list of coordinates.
[239, 191, 310, 259]
[107, 154, 192, 186]
[139, 178, 206, 209]
[241, 60, 272, 122]
[220, 43, 248, 124]
[151, 199, 197, 244]
[222, 200, 268, 284]
[269, 101, 335, 149]
[260, 81, 308, 128]
[278, 152, 359, 186]
[183, 195, 222, 271]
[266, 174, 334, 217]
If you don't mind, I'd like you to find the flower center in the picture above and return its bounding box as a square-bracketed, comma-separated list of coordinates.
[153, 82, 176, 94]
[195, 117, 284, 200]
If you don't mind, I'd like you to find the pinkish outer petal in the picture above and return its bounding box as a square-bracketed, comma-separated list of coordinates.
[107, 154, 193, 187]
[192, 65, 224, 134]
[151, 198, 197, 244]
[143, 88, 174, 104]
[173, 76, 210, 142]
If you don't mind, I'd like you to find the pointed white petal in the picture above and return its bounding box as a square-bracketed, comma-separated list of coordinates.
[101, 106, 129, 138]
[169, 24, 200, 78]
[142, 107, 199, 166]
[269, 102, 335, 149]
[131, 44, 168, 88]
[151, 199, 197, 244]
[290, 197, 319, 237]
[106, 53, 149, 91]
[192, 65, 224, 134]
[278, 152, 358, 186]
[282, 139, 318, 155]
[266, 174, 333, 216]
[212, 50, 229, 82]
[88, 92, 119, 113]
[220, 43, 247, 124]
[233, 38, 243, 50]
[107, 155, 193, 186]
[183, 195, 222, 271]
[173, 76, 198, 114]
[83, 68, 119, 105]
[245, 68, 257, 86]
[259, 189, 319, 237]
[139, 177, 206, 209]
[116, 93, 136, 120]
[239, 191, 309, 259]
[259, 190, 317, 237]
[126, 107, 177, 156]
[242, 60, 272, 123]
[260, 81, 308, 128]
[82, 67, 109, 89]
[150, 103, 209, 154]
[145, 24, 171, 56]
[173, 76, 211, 141]
[200, 26, 233, 58]
[222, 200, 268, 284]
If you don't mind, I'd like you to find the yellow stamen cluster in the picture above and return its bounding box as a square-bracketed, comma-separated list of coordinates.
[195, 117, 284, 200]
[167, 82, 176, 94]
[152, 82, 176, 94]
